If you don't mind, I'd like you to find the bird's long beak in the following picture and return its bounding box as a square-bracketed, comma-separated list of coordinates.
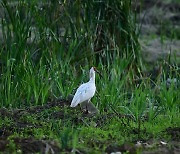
[96, 70, 103, 78]
[94, 68, 103, 78]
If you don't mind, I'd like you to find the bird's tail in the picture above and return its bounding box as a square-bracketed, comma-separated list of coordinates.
[70, 103, 76, 107]
[70, 98, 80, 107]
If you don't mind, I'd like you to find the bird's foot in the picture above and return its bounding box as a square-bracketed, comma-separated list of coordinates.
[85, 109, 89, 114]
[82, 109, 89, 114]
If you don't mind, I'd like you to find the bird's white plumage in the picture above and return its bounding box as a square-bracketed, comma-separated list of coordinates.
[70, 67, 96, 107]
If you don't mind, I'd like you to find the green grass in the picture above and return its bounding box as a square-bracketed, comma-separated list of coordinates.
[0, 0, 179, 153]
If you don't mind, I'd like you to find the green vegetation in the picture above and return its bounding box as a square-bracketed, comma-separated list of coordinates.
[0, 0, 179, 153]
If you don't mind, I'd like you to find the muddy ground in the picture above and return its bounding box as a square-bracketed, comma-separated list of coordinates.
[0, 100, 180, 154]
[0, 100, 68, 153]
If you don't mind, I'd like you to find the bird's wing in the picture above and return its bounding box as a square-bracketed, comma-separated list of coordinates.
[70, 83, 96, 107]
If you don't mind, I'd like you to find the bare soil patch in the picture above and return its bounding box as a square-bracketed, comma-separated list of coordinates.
[138, 0, 180, 64]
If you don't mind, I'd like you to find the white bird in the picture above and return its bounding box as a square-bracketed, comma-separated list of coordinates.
[70, 67, 101, 108]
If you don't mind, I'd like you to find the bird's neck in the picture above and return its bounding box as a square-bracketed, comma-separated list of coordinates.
[89, 74, 95, 83]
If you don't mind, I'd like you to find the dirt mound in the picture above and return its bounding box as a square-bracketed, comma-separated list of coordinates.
[0, 100, 70, 153]
[0, 100, 180, 153]
[14, 138, 60, 153]
[0, 136, 60, 153]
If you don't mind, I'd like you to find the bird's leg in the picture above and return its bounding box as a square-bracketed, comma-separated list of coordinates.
[79, 104, 82, 111]
[85, 105, 88, 114]
[85, 99, 90, 114]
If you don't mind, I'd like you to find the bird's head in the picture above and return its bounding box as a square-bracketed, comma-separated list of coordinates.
[90, 67, 102, 78]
